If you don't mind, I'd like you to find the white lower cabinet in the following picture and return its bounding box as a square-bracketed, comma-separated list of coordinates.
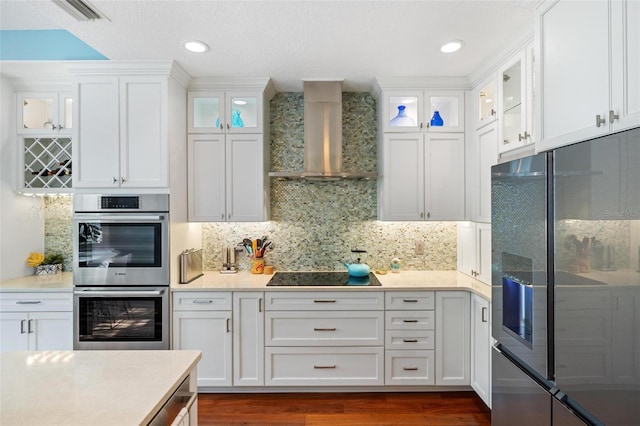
[384, 291, 436, 385]
[0, 292, 73, 352]
[471, 294, 491, 407]
[435, 291, 471, 386]
[232, 292, 264, 386]
[264, 291, 384, 386]
[172, 292, 232, 387]
[457, 221, 492, 284]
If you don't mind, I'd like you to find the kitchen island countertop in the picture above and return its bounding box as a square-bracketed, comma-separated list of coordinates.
[0, 349, 201, 426]
[172, 270, 492, 300]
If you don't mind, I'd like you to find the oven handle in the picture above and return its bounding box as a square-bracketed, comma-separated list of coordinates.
[73, 215, 165, 221]
[74, 289, 166, 297]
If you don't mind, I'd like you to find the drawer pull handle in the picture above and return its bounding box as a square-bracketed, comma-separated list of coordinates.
[403, 319, 418, 323]
[403, 339, 418, 343]
[313, 300, 336, 303]
[21, 319, 26, 334]
[313, 328, 336, 331]
[403, 367, 419, 371]
[481, 307, 488, 323]
[193, 300, 213, 304]
[314, 365, 336, 369]
[402, 299, 418, 303]
[16, 300, 42, 305]
[28, 319, 34, 334]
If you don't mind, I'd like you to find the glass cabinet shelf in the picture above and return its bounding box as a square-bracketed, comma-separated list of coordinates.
[22, 137, 72, 190]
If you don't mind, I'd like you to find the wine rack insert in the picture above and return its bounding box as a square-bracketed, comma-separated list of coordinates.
[23, 137, 72, 189]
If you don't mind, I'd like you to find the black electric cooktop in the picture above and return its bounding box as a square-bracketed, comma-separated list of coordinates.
[266, 272, 382, 287]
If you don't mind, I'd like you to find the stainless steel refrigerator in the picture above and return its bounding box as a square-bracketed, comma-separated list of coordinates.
[491, 127, 640, 425]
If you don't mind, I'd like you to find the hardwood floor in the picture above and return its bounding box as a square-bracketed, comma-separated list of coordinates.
[198, 391, 491, 425]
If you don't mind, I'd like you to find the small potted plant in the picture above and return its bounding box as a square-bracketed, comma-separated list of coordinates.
[26, 252, 65, 275]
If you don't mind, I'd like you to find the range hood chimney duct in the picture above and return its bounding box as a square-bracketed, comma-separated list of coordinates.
[269, 80, 376, 180]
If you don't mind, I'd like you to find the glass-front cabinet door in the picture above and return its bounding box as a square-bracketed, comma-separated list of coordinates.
[18, 92, 72, 134]
[225, 92, 261, 132]
[383, 91, 422, 132]
[188, 91, 224, 133]
[425, 90, 464, 132]
[476, 76, 497, 129]
[189, 91, 261, 133]
[382, 90, 464, 133]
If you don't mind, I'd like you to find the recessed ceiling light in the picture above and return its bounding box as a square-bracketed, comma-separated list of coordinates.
[440, 40, 464, 53]
[183, 40, 209, 53]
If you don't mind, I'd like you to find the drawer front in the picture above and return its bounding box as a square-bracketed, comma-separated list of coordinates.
[385, 330, 435, 350]
[385, 311, 435, 330]
[266, 346, 384, 386]
[265, 292, 384, 311]
[0, 292, 72, 312]
[385, 291, 435, 310]
[385, 350, 435, 385]
[266, 311, 383, 346]
[172, 291, 232, 311]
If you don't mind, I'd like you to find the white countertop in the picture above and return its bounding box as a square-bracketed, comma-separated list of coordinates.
[0, 272, 73, 292]
[0, 350, 201, 426]
[0, 270, 491, 300]
[172, 270, 492, 300]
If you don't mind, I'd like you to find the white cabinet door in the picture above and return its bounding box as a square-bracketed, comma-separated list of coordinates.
[435, 291, 470, 386]
[380, 133, 424, 221]
[380, 133, 463, 221]
[74, 77, 120, 188]
[471, 294, 491, 407]
[29, 311, 73, 351]
[476, 122, 498, 223]
[227, 134, 265, 222]
[611, 0, 640, 133]
[475, 75, 498, 130]
[0, 311, 72, 352]
[0, 313, 29, 352]
[172, 310, 232, 387]
[233, 292, 264, 386]
[119, 76, 168, 188]
[425, 133, 464, 220]
[424, 90, 465, 133]
[536, 0, 610, 150]
[188, 134, 226, 221]
[457, 221, 477, 277]
[74, 76, 168, 189]
[498, 50, 533, 154]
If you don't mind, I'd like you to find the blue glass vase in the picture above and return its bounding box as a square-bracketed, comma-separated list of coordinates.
[390, 105, 416, 126]
[231, 109, 245, 128]
[430, 110, 444, 127]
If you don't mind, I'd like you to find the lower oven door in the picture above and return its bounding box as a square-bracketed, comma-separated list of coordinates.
[74, 287, 169, 350]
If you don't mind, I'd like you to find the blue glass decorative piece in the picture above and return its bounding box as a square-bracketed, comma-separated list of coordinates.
[232, 109, 245, 128]
[430, 110, 444, 126]
[215, 117, 220, 128]
[390, 105, 415, 126]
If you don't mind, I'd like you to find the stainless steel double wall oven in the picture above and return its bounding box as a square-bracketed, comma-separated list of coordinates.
[72, 194, 170, 350]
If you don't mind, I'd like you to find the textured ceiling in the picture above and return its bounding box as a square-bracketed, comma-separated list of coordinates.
[0, 0, 536, 91]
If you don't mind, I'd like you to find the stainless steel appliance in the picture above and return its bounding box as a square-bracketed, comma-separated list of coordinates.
[180, 248, 204, 283]
[266, 272, 382, 286]
[72, 194, 169, 286]
[491, 127, 640, 425]
[73, 194, 170, 350]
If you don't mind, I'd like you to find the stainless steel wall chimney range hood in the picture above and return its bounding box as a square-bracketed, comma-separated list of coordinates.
[268, 80, 377, 181]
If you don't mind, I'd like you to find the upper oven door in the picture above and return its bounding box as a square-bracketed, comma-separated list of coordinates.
[72, 212, 169, 286]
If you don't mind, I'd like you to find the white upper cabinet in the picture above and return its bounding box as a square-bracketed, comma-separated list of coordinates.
[536, 0, 640, 152]
[498, 43, 536, 154]
[381, 90, 465, 133]
[188, 133, 266, 222]
[378, 132, 464, 221]
[72, 75, 168, 189]
[475, 75, 498, 130]
[17, 91, 72, 135]
[188, 91, 263, 134]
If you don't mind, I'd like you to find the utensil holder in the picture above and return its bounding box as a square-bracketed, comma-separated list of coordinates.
[250, 257, 264, 274]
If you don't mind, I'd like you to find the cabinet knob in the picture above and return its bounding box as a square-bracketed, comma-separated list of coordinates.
[226, 123, 230, 130]
[113, 177, 118, 184]
[491, 109, 496, 116]
[609, 110, 619, 123]
[219, 123, 224, 131]
[420, 122, 424, 129]
[426, 212, 431, 219]
[121, 177, 125, 184]
[595, 114, 606, 127]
